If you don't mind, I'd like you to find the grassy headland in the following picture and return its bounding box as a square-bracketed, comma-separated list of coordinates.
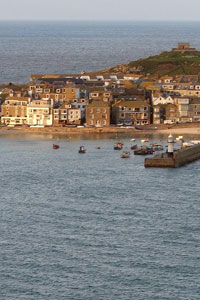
[102, 50, 200, 78]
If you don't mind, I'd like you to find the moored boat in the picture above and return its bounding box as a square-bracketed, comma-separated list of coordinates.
[141, 138, 149, 143]
[79, 146, 86, 153]
[134, 146, 153, 155]
[120, 151, 130, 158]
[114, 142, 123, 150]
[130, 144, 138, 150]
[53, 144, 60, 149]
[150, 144, 163, 151]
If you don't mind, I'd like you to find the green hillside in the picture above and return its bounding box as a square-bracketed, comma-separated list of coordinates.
[107, 50, 200, 78]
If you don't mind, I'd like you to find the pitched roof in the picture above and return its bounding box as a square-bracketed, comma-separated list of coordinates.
[113, 100, 150, 108]
[88, 100, 109, 107]
[6, 96, 30, 101]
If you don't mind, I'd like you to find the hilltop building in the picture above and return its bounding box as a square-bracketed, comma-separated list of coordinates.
[172, 43, 197, 52]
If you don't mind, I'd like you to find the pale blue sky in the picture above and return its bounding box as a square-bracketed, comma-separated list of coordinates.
[0, 0, 200, 21]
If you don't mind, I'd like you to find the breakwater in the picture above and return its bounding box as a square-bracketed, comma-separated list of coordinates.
[145, 144, 200, 168]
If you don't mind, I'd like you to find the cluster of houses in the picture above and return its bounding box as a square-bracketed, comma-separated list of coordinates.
[1, 72, 200, 127]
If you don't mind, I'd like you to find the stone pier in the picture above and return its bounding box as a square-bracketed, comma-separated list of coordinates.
[145, 144, 200, 168]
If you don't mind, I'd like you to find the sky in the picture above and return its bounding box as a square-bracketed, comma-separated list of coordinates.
[0, 0, 200, 21]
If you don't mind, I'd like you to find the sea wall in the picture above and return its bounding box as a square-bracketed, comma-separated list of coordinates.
[145, 154, 175, 168]
[173, 144, 200, 167]
[145, 144, 200, 168]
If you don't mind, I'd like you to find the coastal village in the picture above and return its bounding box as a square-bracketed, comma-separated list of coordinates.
[1, 43, 200, 130]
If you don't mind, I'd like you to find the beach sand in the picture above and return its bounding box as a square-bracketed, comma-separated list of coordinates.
[1, 125, 200, 137]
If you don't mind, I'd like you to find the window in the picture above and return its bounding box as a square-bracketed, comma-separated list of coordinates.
[89, 120, 93, 125]
[91, 93, 98, 97]
[89, 109, 93, 113]
[96, 109, 100, 113]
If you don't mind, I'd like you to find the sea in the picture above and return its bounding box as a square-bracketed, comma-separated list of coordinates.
[0, 22, 200, 300]
[1, 21, 200, 83]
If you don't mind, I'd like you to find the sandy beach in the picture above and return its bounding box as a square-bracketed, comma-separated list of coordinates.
[1, 124, 200, 137]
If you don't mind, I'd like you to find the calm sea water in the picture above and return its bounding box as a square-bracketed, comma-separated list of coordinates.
[0, 133, 200, 299]
[1, 21, 200, 83]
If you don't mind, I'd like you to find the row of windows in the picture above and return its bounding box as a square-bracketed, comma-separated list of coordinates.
[89, 108, 107, 113]
[89, 120, 107, 125]
[89, 114, 107, 119]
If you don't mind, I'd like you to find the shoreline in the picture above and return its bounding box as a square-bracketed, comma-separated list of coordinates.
[1, 125, 200, 137]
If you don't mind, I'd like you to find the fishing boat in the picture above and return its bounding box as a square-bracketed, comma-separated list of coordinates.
[53, 144, 60, 149]
[134, 146, 153, 155]
[130, 138, 136, 142]
[120, 151, 130, 158]
[114, 142, 123, 150]
[79, 146, 86, 153]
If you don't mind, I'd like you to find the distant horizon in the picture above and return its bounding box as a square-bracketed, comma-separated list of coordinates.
[1, 19, 200, 23]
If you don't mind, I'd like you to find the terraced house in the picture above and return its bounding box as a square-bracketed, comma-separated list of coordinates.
[86, 101, 110, 127]
[27, 99, 53, 126]
[112, 101, 150, 125]
[53, 103, 81, 126]
[1, 97, 30, 125]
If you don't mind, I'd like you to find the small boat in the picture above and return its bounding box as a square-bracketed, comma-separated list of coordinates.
[130, 138, 136, 142]
[53, 144, 60, 149]
[120, 151, 130, 158]
[96, 146, 101, 149]
[150, 144, 163, 151]
[134, 146, 153, 155]
[130, 144, 138, 150]
[141, 138, 149, 143]
[114, 142, 123, 150]
[191, 140, 200, 145]
[176, 135, 184, 141]
[79, 146, 86, 153]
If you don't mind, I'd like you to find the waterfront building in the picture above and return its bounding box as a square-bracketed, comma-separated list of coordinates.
[27, 99, 53, 126]
[189, 98, 200, 122]
[70, 98, 88, 120]
[86, 101, 110, 127]
[53, 103, 81, 126]
[112, 100, 150, 125]
[1, 96, 30, 125]
[165, 104, 179, 124]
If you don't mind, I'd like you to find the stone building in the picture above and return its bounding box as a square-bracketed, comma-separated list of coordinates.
[86, 101, 110, 127]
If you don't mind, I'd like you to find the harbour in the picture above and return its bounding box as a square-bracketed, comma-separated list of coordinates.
[0, 133, 200, 300]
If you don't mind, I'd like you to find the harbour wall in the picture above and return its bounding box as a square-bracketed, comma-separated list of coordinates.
[173, 144, 200, 167]
[145, 144, 200, 168]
